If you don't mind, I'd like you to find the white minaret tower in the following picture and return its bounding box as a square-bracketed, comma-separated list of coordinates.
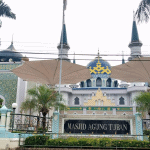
[57, 3, 70, 62]
[128, 12, 142, 61]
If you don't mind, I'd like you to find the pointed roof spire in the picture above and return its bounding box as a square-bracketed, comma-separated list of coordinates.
[131, 11, 139, 42]
[129, 11, 142, 48]
[73, 52, 76, 64]
[7, 35, 16, 51]
[96, 48, 101, 59]
[57, 22, 70, 50]
[60, 24, 68, 45]
[122, 51, 125, 64]
[98, 48, 100, 58]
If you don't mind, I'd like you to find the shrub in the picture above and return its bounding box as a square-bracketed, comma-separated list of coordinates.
[37, 127, 48, 133]
[24, 136, 150, 148]
[143, 130, 150, 135]
[25, 135, 49, 147]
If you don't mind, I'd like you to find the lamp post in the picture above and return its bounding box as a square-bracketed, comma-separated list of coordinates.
[12, 103, 17, 132]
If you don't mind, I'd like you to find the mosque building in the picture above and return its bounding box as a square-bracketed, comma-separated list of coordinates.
[58, 16, 148, 111]
[0, 9, 149, 136]
[55, 15, 149, 136]
[0, 40, 28, 112]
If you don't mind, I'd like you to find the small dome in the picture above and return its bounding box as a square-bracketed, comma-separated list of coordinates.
[87, 57, 111, 75]
[0, 50, 23, 62]
[0, 41, 23, 62]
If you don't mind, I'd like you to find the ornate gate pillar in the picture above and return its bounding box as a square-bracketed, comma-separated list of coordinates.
[135, 113, 143, 141]
[0, 105, 8, 129]
[52, 111, 59, 138]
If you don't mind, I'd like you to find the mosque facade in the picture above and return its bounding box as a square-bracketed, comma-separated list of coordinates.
[58, 17, 149, 116]
[54, 16, 149, 137]
[0, 11, 149, 136]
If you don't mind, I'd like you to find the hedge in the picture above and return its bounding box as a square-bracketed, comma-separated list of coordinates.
[25, 135, 49, 146]
[24, 136, 150, 148]
[47, 138, 150, 148]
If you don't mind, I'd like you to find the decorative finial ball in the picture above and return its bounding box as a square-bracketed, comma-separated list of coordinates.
[12, 103, 17, 109]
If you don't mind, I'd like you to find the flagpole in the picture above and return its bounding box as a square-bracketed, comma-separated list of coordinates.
[58, 0, 65, 112]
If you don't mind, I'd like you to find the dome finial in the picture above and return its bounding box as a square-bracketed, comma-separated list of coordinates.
[133, 11, 135, 21]
[122, 51, 125, 64]
[73, 52, 76, 64]
[12, 34, 14, 44]
[98, 48, 100, 58]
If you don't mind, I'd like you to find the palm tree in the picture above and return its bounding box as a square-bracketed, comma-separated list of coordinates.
[20, 98, 36, 115]
[134, 91, 150, 116]
[0, 0, 16, 19]
[27, 85, 67, 131]
[135, 0, 150, 23]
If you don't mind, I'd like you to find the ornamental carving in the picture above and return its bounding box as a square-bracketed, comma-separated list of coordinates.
[83, 88, 115, 106]
[89, 59, 111, 75]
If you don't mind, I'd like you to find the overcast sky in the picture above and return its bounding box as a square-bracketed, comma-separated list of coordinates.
[1, 0, 150, 66]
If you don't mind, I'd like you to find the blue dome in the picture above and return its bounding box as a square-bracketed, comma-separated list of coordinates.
[0, 50, 23, 62]
[87, 57, 111, 75]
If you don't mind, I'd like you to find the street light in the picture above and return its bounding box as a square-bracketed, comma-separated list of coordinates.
[12, 103, 17, 132]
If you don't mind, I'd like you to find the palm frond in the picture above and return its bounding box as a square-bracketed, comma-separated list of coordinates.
[20, 98, 36, 114]
[134, 92, 150, 115]
[135, 0, 150, 23]
[0, 1, 16, 19]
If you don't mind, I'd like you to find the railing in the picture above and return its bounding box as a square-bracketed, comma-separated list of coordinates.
[143, 119, 150, 130]
[10, 113, 52, 132]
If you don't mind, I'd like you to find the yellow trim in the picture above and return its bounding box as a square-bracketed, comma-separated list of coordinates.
[89, 59, 111, 74]
[84, 88, 115, 106]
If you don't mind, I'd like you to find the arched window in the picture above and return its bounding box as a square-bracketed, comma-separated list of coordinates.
[114, 80, 118, 87]
[96, 77, 102, 87]
[98, 100, 100, 106]
[80, 81, 84, 87]
[95, 100, 97, 106]
[87, 79, 91, 87]
[101, 100, 104, 106]
[74, 97, 79, 105]
[119, 97, 125, 105]
[106, 78, 111, 87]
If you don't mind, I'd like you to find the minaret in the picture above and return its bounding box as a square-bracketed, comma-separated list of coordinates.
[57, 12, 70, 62]
[128, 12, 142, 61]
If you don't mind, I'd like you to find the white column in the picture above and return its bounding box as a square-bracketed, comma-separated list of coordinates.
[16, 77, 27, 113]
[0, 113, 6, 128]
[6, 112, 11, 131]
[133, 106, 136, 115]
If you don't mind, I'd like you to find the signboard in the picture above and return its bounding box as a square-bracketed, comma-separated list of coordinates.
[64, 120, 130, 134]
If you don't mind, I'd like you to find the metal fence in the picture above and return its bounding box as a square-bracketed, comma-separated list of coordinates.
[143, 119, 150, 130]
[10, 113, 52, 132]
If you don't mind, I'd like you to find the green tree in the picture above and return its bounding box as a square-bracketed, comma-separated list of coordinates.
[0, 0, 16, 19]
[134, 92, 150, 115]
[0, 98, 3, 119]
[135, 0, 150, 23]
[27, 85, 67, 131]
[20, 98, 36, 115]
[0, 98, 3, 108]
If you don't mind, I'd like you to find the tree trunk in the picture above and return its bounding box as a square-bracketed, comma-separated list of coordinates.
[42, 113, 46, 132]
[148, 110, 150, 115]
[29, 108, 31, 126]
